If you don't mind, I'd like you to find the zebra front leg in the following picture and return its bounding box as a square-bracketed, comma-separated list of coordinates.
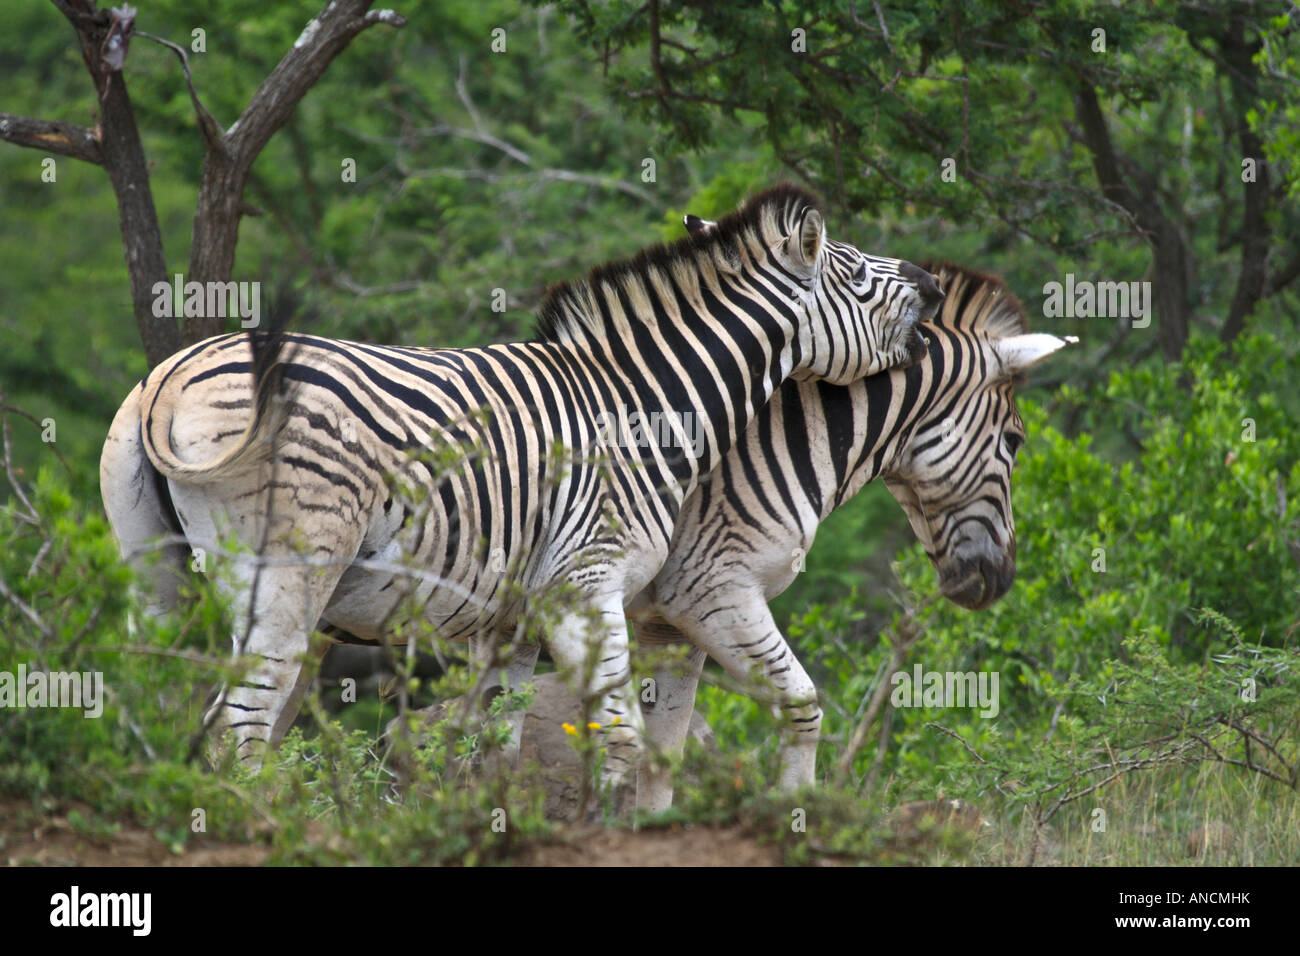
[634, 619, 707, 813]
[469, 627, 540, 769]
[546, 599, 644, 798]
[674, 591, 822, 791]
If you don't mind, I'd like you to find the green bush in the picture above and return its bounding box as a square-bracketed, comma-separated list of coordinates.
[0, 458, 554, 862]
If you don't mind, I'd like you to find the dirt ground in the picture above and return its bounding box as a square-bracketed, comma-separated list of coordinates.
[518, 823, 781, 866]
[1, 673, 760, 867]
[0, 797, 782, 867]
[0, 679, 987, 867]
[0, 799, 271, 867]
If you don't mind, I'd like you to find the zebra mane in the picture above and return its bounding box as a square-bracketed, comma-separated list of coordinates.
[534, 184, 823, 344]
[920, 260, 1028, 340]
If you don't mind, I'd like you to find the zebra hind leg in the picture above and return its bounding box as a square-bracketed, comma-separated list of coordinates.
[634, 619, 707, 813]
[99, 405, 191, 621]
[204, 556, 349, 767]
[469, 627, 540, 770]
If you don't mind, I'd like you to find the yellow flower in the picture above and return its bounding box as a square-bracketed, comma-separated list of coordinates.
[562, 722, 577, 736]
[586, 722, 601, 731]
[611, 717, 622, 726]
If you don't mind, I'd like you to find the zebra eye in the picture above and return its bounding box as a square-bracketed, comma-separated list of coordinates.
[852, 261, 868, 284]
[1004, 432, 1024, 457]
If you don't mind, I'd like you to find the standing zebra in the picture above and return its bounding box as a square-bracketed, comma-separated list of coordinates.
[628, 250, 1077, 809]
[471, 251, 1075, 809]
[99, 185, 942, 785]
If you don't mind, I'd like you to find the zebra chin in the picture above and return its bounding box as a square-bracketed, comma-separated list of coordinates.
[936, 553, 1016, 610]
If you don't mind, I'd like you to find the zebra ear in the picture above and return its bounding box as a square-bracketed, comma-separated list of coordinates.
[786, 207, 824, 275]
[683, 214, 717, 237]
[993, 333, 1079, 373]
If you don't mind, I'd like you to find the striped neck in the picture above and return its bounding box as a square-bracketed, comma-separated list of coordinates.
[535, 189, 823, 488]
[823, 325, 975, 514]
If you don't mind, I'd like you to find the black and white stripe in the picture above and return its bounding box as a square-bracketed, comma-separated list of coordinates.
[99, 185, 940, 786]
[620, 260, 1077, 808]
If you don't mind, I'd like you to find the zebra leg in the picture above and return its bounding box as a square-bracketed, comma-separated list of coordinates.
[99, 397, 190, 620]
[469, 627, 540, 768]
[546, 600, 644, 791]
[634, 619, 707, 813]
[673, 590, 822, 791]
[204, 555, 350, 765]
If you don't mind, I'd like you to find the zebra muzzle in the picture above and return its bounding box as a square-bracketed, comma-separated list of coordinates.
[940, 553, 1015, 610]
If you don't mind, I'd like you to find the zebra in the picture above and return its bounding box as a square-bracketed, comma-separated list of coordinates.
[470, 247, 1076, 810]
[99, 185, 943, 788]
[631, 248, 1077, 808]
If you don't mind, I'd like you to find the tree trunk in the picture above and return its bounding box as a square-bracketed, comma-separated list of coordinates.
[1218, 14, 1270, 345]
[1151, 220, 1191, 360]
[54, 0, 179, 367]
[97, 70, 180, 366]
[183, 0, 407, 346]
[2, 1, 405, 363]
[1074, 81, 1191, 360]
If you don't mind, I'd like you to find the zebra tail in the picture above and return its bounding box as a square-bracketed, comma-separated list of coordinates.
[139, 292, 301, 485]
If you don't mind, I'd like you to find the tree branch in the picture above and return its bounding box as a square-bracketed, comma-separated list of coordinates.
[135, 29, 225, 153]
[185, 0, 406, 344]
[48, 0, 179, 366]
[1268, 247, 1300, 294]
[0, 112, 103, 164]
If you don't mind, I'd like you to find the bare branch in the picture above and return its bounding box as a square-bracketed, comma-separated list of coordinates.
[135, 30, 226, 153]
[366, 115, 664, 206]
[1, 402, 73, 476]
[49, 0, 179, 365]
[1268, 247, 1300, 294]
[1, 398, 43, 525]
[420, 123, 533, 166]
[0, 570, 54, 642]
[226, 1, 407, 170]
[185, 1, 407, 344]
[871, 0, 895, 55]
[0, 112, 103, 164]
[455, 55, 487, 134]
[835, 589, 938, 784]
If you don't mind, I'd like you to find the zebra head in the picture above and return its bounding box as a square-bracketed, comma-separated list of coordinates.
[880, 264, 1077, 610]
[684, 196, 943, 385]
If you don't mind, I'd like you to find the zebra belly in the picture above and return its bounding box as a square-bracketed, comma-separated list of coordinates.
[319, 538, 522, 643]
[321, 524, 667, 644]
[636, 496, 820, 623]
